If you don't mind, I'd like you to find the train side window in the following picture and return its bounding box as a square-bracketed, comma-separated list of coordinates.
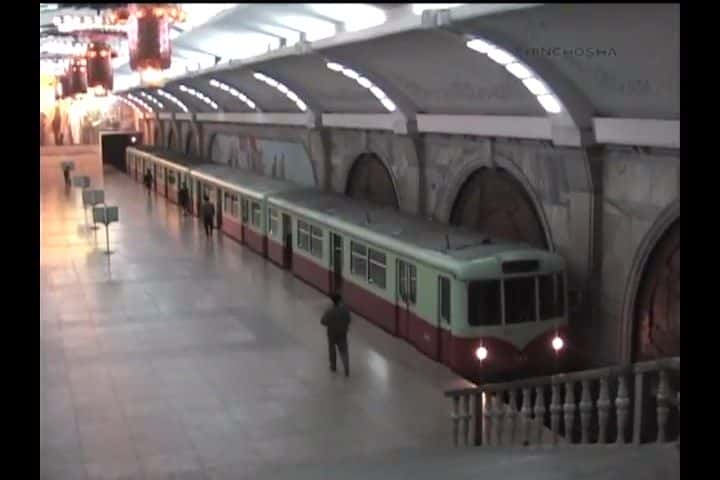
[350, 242, 367, 278]
[368, 249, 386, 289]
[268, 208, 279, 237]
[468, 280, 501, 326]
[230, 194, 239, 218]
[297, 220, 311, 251]
[251, 202, 261, 228]
[310, 225, 323, 258]
[439, 276, 451, 324]
[504, 277, 537, 324]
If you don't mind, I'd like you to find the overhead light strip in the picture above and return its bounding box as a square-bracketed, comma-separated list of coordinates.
[466, 38, 563, 114]
[252, 72, 306, 112]
[138, 92, 164, 109]
[178, 84, 219, 110]
[115, 95, 147, 114]
[208, 79, 257, 110]
[126, 94, 154, 112]
[325, 61, 396, 112]
[155, 89, 190, 113]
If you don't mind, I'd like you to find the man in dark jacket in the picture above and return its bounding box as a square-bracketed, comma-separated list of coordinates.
[61, 163, 72, 187]
[143, 169, 153, 195]
[201, 195, 215, 237]
[321, 294, 351, 376]
[178, 183, 190, 216]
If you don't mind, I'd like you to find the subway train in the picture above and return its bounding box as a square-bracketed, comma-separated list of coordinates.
[126, 146, 569, 382]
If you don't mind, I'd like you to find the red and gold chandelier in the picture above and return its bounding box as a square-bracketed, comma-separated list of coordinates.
[107, 4, 186, 85]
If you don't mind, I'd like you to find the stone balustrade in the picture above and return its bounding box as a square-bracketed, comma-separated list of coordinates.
[445, 357, 680, 447]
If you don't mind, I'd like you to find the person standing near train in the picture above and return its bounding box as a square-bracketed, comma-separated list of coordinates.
[178, 182, 190, 216]
[321, 293, 351, 377]
[61, 163, 72, 188]
[201, 195, 215, 237]
[143, 169, 153, 195]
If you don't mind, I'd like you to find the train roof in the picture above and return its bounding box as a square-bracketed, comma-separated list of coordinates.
[128, 146, 202, 168]
[268, 189, 564, 279]
[191, 163, 304, 199]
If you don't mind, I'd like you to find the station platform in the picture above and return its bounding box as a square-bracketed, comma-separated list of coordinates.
[40, 147, 471, 479]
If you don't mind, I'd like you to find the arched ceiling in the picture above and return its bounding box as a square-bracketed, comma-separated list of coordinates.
[46, 4, 678, 147]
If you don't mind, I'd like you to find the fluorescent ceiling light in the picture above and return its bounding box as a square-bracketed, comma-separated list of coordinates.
[486, 47, 516, 65]
[369, 86, 386, 100]
[536, 94, 562, 113]
[505, 63, 533, 80]
[522, 77, 549, 96]
[380, 97, 396, 112]
[357, 77, 372, 89]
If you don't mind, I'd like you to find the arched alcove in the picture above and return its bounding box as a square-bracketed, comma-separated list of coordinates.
[345, 153, 399, 209]
[449, 167, 548, 248]
[632, 219, 680, 361]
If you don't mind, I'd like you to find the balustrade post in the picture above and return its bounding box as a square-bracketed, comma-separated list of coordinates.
[579, 379, 593, 444]
[657, 370, 670, 443]
[494, 392, 505, 446]
[563, 381, 577, 444]
[507, 390, 518, 445]
[597, 377, 611, 444]
[521, 387, 533, 446]
[483, 393, 493, 446]
[473, 391, 484, 446]
[616, 375, 630, 444]
[461, 394, 471, 446]
[451, 395, 460, 447]
[534, 386, 546, 445]
[633, 372, 644, 445]
[550, 383, 562, 445]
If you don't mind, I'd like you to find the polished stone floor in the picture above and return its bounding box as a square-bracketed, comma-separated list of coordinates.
[40, 147, 471, 479]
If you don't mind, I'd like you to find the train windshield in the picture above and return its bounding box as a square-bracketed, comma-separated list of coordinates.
[467, 272, 565, 326]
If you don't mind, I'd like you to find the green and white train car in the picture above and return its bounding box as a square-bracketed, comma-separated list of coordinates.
[126, 146, 196, 207]
[190, 163, 304, 256]
[268, 189, 568, 381]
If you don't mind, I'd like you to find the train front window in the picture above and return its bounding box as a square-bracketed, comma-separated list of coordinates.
[539, 273, 565, 319]
[504, 277, 537, 324]
[468, 280, 501, 326]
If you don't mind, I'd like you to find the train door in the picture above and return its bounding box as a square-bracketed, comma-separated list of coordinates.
[438, 275, 451, 359]
[282, 213, 292, 268]
[330, 233, 343, 294]
[241, 197, 249, 243]
[215, 187, 223, 229]
[396, 260, 413, 341]
[152, 163, 158, 192]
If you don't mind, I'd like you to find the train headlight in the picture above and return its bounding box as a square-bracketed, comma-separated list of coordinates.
[552, 336, 564, 352]
[475, 346, 488, 361]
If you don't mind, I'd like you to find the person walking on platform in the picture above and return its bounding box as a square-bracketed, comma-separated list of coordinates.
[178, 182, 190, 216]
[201, 195, 215, 237]
[61, 163, 71, 187]
[321, 294, 351, 377]
[143, 169, 153, 195]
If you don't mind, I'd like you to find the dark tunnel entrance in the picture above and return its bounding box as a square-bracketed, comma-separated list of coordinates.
[449, 167, 548, 249]
[345, 153, 399, 209]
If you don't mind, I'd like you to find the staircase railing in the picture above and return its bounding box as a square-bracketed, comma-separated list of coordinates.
[445, 357, 680, 447]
